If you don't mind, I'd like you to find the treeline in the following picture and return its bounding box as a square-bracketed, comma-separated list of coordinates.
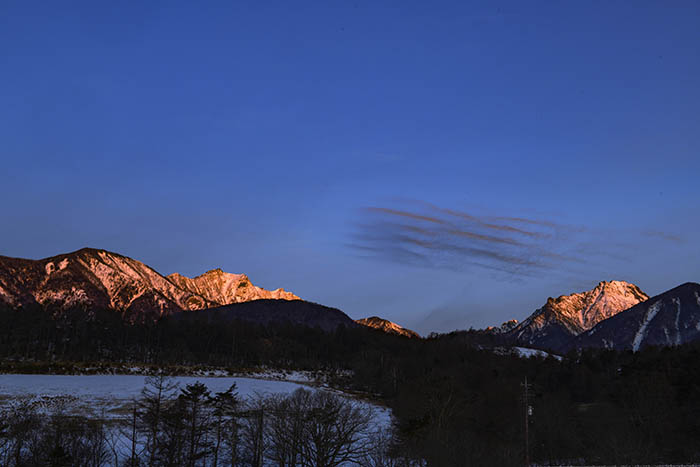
[0, 376, 398, 467]
[3, 304, 700, 465]
[387, 331, 700, 465]
[0, 304, 408, 372]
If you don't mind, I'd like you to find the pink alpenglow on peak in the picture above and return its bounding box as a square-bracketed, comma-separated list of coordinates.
[0, 248, 300, 320]
[356, 316, 420, 338]
[166, 269, 299, 308]
[508, 280, 649, 350]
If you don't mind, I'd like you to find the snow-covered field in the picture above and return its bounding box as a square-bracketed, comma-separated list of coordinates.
[0, 374, 392, 466]
[0, 374, 391, 427]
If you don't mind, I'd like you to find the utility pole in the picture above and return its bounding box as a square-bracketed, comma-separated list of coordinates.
[130, 404, 138, 467]
[521, 377, 532, 467]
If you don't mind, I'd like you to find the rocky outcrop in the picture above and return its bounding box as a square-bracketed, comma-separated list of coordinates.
[356, 316, 420, 338]
[486, 319, 519, 334]
[167, 269, 298, 309]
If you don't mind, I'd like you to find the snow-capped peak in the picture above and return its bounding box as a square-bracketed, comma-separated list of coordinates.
[509, 280, 649, 350]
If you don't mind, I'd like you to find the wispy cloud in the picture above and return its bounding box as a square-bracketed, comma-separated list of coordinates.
[350, 201, 591, 279]
[642, 230, 684, 244]
[349, 200, 689, 281]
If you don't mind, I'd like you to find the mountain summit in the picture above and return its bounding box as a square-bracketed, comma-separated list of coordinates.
[167, 269, 298, 309]
[0, 248, 299, 320]
[356, 316, 420, 338]
[508, 280, 649, 350]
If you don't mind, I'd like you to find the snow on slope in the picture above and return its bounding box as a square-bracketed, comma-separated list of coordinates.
[513, 347, 563, 360]
[672, 297, 682, 346]
[75, 250, 205, 311]
[0, 248, 300, 317]
[632, 301, 662, 351]
[573, 283, 700, 351]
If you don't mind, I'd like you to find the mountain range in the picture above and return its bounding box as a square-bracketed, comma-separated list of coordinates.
[504, 280, 700, 352]
[1, 248, 698, 351]
[0, 248, 398, 334]
[0, 248, 298, 321]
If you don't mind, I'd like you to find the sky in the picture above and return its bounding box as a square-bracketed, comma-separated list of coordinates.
[1, 1, 699, 334]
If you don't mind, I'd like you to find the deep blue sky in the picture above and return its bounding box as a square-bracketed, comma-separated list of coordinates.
[2, 1, 699, 334]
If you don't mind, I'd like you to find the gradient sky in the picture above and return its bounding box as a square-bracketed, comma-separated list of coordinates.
[1, 1, 699, 334]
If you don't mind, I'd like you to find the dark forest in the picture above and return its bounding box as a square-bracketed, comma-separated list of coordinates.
[1, 303, 699, 465]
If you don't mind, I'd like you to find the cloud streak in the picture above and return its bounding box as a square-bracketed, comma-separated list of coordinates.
[350, 202, 591, 279]
[350, 200, 689, 281]
[642, 230, 684, 244]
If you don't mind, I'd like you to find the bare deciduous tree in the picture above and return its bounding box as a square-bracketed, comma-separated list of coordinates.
[263, 388, 374, 467]
[0, 381, 388, 467]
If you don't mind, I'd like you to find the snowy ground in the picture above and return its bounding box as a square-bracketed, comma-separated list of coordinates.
[0, 375, 393, 465]
[512, 347, 563, 360]
[0, 374, 391, 427]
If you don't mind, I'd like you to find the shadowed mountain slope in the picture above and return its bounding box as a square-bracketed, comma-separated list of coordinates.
[177, 299, 358, 332]
[571, 282, 700, 351]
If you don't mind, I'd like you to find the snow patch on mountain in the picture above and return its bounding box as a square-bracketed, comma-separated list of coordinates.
[35, 287, 90, 309]
[673, 298, 682, 346]
[632, 301, 661, 352]
[513, 347, 562, 360]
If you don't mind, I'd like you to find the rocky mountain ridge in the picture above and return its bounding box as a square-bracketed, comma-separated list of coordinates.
[486, 319, 519, 334]
[571, 282, 700, 351]
[356, 316, 420, 338]
[167, 269, 298, 309]
[506, 280, 649, 351]
[0, 248, 299, 320]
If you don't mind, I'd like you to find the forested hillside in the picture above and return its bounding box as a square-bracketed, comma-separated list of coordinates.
[2, 303, 700, 465]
